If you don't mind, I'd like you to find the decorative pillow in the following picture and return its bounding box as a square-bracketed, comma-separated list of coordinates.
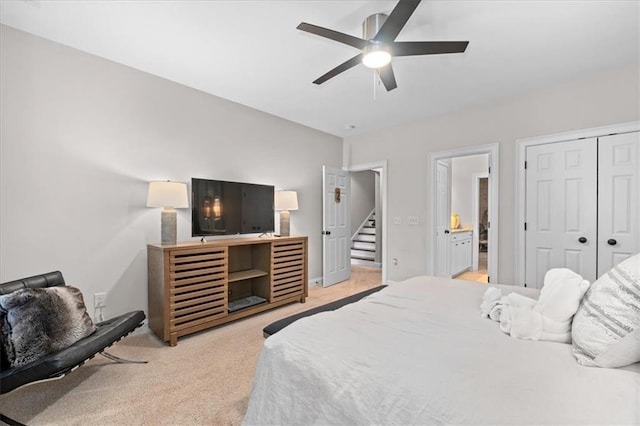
[0, 310, 9, 371]
[0, 286, 96, 368]
[572, 253, 640, 368]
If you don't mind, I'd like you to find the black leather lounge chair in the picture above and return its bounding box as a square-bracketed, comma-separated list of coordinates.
[0, 271, 146, 426]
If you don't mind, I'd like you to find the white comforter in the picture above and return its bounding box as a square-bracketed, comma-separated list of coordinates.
[243, 276, 640, 425]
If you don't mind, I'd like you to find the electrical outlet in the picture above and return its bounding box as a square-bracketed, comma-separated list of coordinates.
[393, 216, 402, 225]
[94, 292, 107, 309]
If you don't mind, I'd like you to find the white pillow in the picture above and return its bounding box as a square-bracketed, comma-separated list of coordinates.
[571, 253, 640, 368]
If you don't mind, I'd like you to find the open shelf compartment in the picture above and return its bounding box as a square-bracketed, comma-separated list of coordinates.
[227, 242, 271, 311]
[228, 268, 268, 283]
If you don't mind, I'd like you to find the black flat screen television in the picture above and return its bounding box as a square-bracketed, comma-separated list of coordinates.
[191, 178, 275, 237]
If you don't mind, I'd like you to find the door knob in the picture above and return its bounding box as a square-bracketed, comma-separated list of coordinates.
[578, 237, 587, 244]
[607, 238, 617, 246]
[322, 230, 331, 235]
[444, 230, 450, 234]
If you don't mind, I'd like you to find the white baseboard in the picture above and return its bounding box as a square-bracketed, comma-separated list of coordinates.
[131, 320, 149, 336]
[308, 277, 323, 287]
[351, 259, 381, 268]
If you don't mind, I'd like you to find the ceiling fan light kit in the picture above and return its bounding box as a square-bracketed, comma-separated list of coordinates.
[362, 13, 391, 69]
[362, 43, 391, 68]
[296, 0, 469, 91]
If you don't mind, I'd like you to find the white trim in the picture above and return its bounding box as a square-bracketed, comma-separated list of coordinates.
[515, 121, 640, 285]
[472, 172, 489, 271]
[428, 143, 499, 283]
[345, 160, 389, 285]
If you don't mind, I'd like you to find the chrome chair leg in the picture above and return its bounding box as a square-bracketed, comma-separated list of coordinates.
[99, 351, 148, 364]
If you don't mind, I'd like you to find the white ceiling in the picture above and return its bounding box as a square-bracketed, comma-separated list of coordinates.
[1, 1, 638, 137]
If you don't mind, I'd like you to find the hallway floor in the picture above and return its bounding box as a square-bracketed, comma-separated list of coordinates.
[456, 251, 488, 283]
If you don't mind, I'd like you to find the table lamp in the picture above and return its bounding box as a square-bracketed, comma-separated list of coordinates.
[275, 190, 298, 237]
[147, 181, 189, 244]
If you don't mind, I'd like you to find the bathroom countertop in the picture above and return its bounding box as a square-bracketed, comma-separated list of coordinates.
[450, 227, 473, 234]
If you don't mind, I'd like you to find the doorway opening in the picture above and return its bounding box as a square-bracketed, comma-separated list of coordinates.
[346, 161, 387, 285]
[349, 169, 382, 269]
[428, 143, 499, 284]
[322, 161, 388, 287]
[470, 174, 489, 277]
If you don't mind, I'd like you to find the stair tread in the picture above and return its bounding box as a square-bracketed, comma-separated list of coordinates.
[352, 212, 376, 263]
[351, 254, 375, 261]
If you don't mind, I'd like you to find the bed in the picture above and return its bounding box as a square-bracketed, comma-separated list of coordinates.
[243, 276, 640, 425]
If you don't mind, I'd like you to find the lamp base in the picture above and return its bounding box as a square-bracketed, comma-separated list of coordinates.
[279, 210, 291, 237]
[161, 208, 177, 245]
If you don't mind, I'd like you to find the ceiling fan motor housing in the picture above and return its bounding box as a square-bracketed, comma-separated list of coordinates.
[363, 13, 388, 40]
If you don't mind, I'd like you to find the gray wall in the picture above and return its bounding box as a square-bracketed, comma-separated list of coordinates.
[350, 170, 376, 237]
[344, 63, 640, 283]
[451, 155, 489, 228]
[0, 25, 342, 318]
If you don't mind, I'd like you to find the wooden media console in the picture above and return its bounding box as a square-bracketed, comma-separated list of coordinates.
[147, 235, 307, 346]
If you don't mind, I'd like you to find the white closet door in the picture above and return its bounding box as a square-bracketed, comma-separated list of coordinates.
[597, 132, 640, 275]
[525, 138, 598, 288]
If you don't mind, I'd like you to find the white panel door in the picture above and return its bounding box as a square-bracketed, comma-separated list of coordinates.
[435, 161, 451, 277]
[598, 132, 640, 275]
[525, 138, 597, 288]
[322, 166, 351, 287]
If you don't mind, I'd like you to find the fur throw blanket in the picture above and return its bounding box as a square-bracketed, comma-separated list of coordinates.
[0, 286, 96, 368]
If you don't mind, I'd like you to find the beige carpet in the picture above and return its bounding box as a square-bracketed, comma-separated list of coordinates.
[0, 266, 382, 425]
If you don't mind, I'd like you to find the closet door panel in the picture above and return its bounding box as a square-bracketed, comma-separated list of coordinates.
[525, 138, 598, 288]
[597, 132, 640, 276]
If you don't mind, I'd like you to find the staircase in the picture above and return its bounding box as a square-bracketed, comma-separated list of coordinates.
[351, 211, 378, 266]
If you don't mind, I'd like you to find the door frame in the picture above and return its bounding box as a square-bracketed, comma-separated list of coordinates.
[428, 143, 499, 283]
[472, 172, 489, 271]
[515, 121, 640, 285]
[345, 160, 388, 285]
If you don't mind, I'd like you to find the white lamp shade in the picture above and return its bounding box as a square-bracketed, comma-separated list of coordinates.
[146, 181, 189, 208]
[275, 190, 298, 211]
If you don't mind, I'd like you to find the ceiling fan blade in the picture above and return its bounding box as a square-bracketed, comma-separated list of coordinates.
[377, 64, 398, 91]
[297, 22, 370, 50]
[313, 54, 363, 85]
[374, 0, 422, 43]
[391, 41, 469, 56]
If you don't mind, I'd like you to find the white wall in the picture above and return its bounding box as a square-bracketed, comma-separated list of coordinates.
[344, 63, 640, 283]
[0, 25, 342, 318]
[451, 155, 488, 227]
